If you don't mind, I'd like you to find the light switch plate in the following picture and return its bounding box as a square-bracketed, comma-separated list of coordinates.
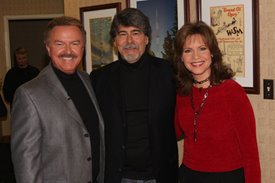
[263, 79, 274, 99]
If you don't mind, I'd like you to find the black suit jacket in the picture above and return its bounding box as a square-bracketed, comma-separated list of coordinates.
[91, 54, 178, 183]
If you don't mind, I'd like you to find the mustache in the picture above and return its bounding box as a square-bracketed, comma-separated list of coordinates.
[58, 53, 77, 59]
[123, 44, 138, 49]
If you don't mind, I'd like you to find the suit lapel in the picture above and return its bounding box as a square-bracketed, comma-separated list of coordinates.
[79, 72, 106, 181]
[78, 72, 105, 131]
[44, 65, 85, 129]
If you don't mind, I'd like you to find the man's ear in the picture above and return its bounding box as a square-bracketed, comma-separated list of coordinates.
[145, 36, 149, 45]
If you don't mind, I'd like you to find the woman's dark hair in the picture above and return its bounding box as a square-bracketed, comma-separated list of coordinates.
[110, 8, 151, 50]
[173, 21, 235, 96]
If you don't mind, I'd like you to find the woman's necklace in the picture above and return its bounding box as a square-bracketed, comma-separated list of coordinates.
[190, 85, 211, 142]
[193, 77, 210, 85]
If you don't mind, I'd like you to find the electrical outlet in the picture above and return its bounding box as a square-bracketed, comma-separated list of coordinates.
[263, 79, 274, 99]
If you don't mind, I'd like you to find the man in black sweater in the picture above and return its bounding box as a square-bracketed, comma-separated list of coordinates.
[2, 47, 39, 108]
[91, 8, 178, 183]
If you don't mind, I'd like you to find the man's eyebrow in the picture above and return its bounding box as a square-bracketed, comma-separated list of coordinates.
[118, 29, 142, 33]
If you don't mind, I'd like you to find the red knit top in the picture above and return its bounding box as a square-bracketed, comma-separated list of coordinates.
[175, 79, 261, 183]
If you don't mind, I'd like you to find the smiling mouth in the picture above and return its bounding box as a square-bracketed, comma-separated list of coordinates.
[62, 57, 74, 60]
[59, 54, 76, 61]
[124, 47, 136, 50]
[191, 61, 204, 67]
[123, 43, 138, 49]
[124, 48, 137, 53]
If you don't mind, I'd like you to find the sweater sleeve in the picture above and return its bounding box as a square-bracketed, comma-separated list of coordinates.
[227, 80, 261, 183]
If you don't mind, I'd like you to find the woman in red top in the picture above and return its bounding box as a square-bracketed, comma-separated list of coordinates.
[173, 21, 261, 183]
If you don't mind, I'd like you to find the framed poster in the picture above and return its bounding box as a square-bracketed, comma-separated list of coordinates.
[80, 3, 121, 72]
[197, 0, 259, 94]
[128, 0, 189, 61]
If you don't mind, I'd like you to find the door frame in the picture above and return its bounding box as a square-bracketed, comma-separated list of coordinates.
[4, 14, 63, 70]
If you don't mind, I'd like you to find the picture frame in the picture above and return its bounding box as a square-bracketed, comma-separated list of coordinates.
[177, 0, 190, 28]
[127, 0, 190, 28]
[197, 0, 259, 94]
[127, 0, 190, 60]
[80, 3, 121, 73]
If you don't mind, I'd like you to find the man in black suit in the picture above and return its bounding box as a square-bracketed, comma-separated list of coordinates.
[91, 8, 178, 183]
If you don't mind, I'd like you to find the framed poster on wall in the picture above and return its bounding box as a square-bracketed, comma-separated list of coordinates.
[80, 3, 121, 72]
[197, 0, 259, 94]
[127, 0, 190, 61]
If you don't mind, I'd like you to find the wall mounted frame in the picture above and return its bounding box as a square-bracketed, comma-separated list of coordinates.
[197, 0, 259, 94]
[127, 0, 190, 60]
[80, 3, 121, 73]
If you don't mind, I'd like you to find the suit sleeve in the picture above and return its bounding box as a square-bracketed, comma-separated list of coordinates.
[174, 94, 184, 140]
[11, 87, 43, 183]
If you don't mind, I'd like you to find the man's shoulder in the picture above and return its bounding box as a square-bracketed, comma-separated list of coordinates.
[90, 61, 119, 77]
[77, 69, 90, 81]
[147, 54, 171, 66]
[20, 66, 51, 88]
[147, 55, 173, 73]
[77, 69, 89, 76]
[21, 71, 46, 87]
[3, 67, 20, 81]
[5, 67, 17, 74]
[28, 65, 40, 73]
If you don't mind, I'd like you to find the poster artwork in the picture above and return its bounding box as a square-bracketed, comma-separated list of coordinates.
[210, 5, 245, 77]
[90, 17, 113, 70]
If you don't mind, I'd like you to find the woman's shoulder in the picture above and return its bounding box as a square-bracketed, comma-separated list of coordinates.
[220, 79, 247, 98]
[221, 79, 243, 90]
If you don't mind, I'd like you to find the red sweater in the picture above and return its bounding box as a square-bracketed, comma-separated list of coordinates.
[175, 79, 261, 183]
